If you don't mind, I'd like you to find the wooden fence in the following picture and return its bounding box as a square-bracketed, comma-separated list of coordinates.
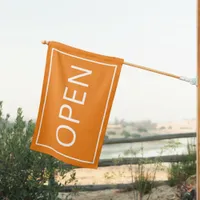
[60, 132, 196, 192]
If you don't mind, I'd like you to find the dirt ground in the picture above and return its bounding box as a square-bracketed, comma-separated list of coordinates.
[58, 185, 180, 200]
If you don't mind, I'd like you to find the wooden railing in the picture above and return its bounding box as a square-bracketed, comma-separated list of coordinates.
[103, 132, 196, 144]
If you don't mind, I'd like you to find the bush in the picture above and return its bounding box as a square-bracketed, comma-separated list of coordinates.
[104, 135, 109, 140]
[132, 134, 141, 138]
[159, 126, 166, 130]
[121, 131, 131, 138]
[135, 173, 152, 195]
[123, 145, 163, 199]
[167, 140, 196, 186]
[137, 128, 147, 133]
[0, 102, 75, 200]
[107, 131, 116, 136]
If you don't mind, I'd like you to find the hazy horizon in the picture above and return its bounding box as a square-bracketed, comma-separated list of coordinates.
[0, 0, 197, 122]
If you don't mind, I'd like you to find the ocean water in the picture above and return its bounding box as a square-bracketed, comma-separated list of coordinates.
[100, 137, 196, 159]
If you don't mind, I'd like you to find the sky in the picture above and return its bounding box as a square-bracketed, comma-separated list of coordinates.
[0, 0, 197, 122]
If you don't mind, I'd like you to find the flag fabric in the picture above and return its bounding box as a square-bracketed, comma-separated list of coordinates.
[30, 41, 123, 168]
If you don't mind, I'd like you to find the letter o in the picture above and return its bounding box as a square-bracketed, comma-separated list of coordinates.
[56, 125, 76, 147]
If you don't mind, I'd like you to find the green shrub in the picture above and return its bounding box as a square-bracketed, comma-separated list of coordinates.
[137, 128, 147, 133]
[0, 102, 75, 200]
[132, 134, 141, 138]
[124, 145, 163, 199]
[107, 131, 116, 136]
[121, 131, 131, 138]
[132, 159, 154, 197]
[167, 139, 196, 186]
[159, 126, 165, 130]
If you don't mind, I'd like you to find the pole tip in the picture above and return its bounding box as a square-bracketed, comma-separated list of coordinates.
[41, 40, 49, 45]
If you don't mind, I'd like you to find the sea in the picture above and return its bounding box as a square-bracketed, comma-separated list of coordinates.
[100, 137, 196, 159]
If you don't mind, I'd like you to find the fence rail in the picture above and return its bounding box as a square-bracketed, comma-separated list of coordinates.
[104, 132, 196, 145]
[98, 154, 195, 167]
[59, 181, 169, 192]
[64, 154, 195, 168]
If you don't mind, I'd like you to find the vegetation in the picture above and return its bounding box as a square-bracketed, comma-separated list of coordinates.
[104, 144, 164, 200]
[0, 102, 76, 200]
[124, 145, 164, 199]
[137, 128, 148, 133]
[103, 138, 196, 199]
[167, 139, 196, 186]
[159, 126, 166, 130]
[121, 131, 131, 138]
[107, 131, 116, 136]
[104, 135, 109, 140]
[111, 118, 157, 131]
[132, 134, 141, 138]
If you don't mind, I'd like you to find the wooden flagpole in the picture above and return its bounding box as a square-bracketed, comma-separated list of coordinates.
[197, 0, 200, 197]
[123, 61, 180, 79]
[41, 40, 181, 80]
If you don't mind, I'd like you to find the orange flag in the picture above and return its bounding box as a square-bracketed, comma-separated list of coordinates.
[30, 41, 123, 168]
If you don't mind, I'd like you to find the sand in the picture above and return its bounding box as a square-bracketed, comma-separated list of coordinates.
[57, 164, 169, 186]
